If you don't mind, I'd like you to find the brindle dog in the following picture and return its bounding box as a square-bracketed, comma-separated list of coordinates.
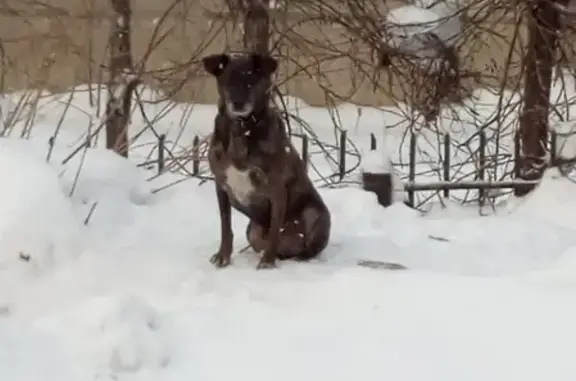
[202, 52, 331, 270]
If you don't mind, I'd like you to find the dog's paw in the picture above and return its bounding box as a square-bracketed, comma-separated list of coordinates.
[256, 258, 277, 270]
[210, 252, 232, 268]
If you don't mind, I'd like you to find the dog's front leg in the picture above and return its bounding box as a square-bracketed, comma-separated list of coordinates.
[210, 183, 234, 268]
[257, 185, 286, 269]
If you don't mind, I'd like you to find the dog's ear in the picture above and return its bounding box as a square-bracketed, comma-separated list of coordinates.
[202, 54, 230, 77]
[252, 54, 278, 76]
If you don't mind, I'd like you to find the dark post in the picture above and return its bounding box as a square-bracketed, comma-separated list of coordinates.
[339, 130, 347, 181]
[362, 172, 393, 208]
[514, 131, 521, 179]
[478, 131, 486, 206]
[301, 135, 309, 170]
[443, 133, 450, 198]
[192, 135, 200, 176]
[157, 134, 165, 174]
[362, 135, 393, 207]
[550, 130, 557, 167]
[407, 132, 417, 207]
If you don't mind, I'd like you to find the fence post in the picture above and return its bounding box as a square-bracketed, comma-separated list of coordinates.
[514, 130, 521, 179]
[362, 172, 393, 208]
[339, 130, 347, 180]
[192, 135, 200, 176]
[407, 132, 417, 207]
[362, 133, 392, 208]
[443, 133, 450, 198]
[157, 134, 166, 175]
[550, 130, 557, 166]
[302, 135, 309, 170]
[478, 131, 486, 206]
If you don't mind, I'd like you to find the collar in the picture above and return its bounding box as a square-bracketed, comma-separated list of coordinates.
[232, 107, 268, 137]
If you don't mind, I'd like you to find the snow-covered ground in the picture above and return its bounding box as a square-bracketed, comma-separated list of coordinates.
[1, 80, 576, 381]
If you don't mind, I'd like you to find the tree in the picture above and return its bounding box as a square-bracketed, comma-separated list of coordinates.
[106, 0, 139, 158]
[515, 0, 567, 196]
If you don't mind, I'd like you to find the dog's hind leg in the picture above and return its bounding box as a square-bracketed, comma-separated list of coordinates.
[246, 219, 306, 259]
[276, 221, 305, 260]
[246, 220, 268, 253]
[247, 207, 331, 261]
[246, 219, 305, 259]
[275, 206, 330, 261]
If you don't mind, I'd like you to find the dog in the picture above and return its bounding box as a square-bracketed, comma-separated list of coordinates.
[202, 52, 331, 270]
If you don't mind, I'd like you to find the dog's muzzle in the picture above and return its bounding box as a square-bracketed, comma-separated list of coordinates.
[226, 101, 254, 118]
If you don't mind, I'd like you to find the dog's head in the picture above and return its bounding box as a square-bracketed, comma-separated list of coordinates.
[202, 53, 278, 119]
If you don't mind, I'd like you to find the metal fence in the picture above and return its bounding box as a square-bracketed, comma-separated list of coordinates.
[141, 126, 565, 209]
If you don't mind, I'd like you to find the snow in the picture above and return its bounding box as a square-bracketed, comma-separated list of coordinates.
[0, 322, 78, 381]
[2, 72, 576, 381]
[361, 148, 393, 174]
[0, 139, 82, 280]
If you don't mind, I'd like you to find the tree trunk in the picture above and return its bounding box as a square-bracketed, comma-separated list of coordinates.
[106, 0, 138, 158]
[242, 0, 270, 55]
[515, 0, 566, 196]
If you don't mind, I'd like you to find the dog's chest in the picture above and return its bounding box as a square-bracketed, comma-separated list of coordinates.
[223, 165, 257, 205]
[209, 121, 279, 205]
